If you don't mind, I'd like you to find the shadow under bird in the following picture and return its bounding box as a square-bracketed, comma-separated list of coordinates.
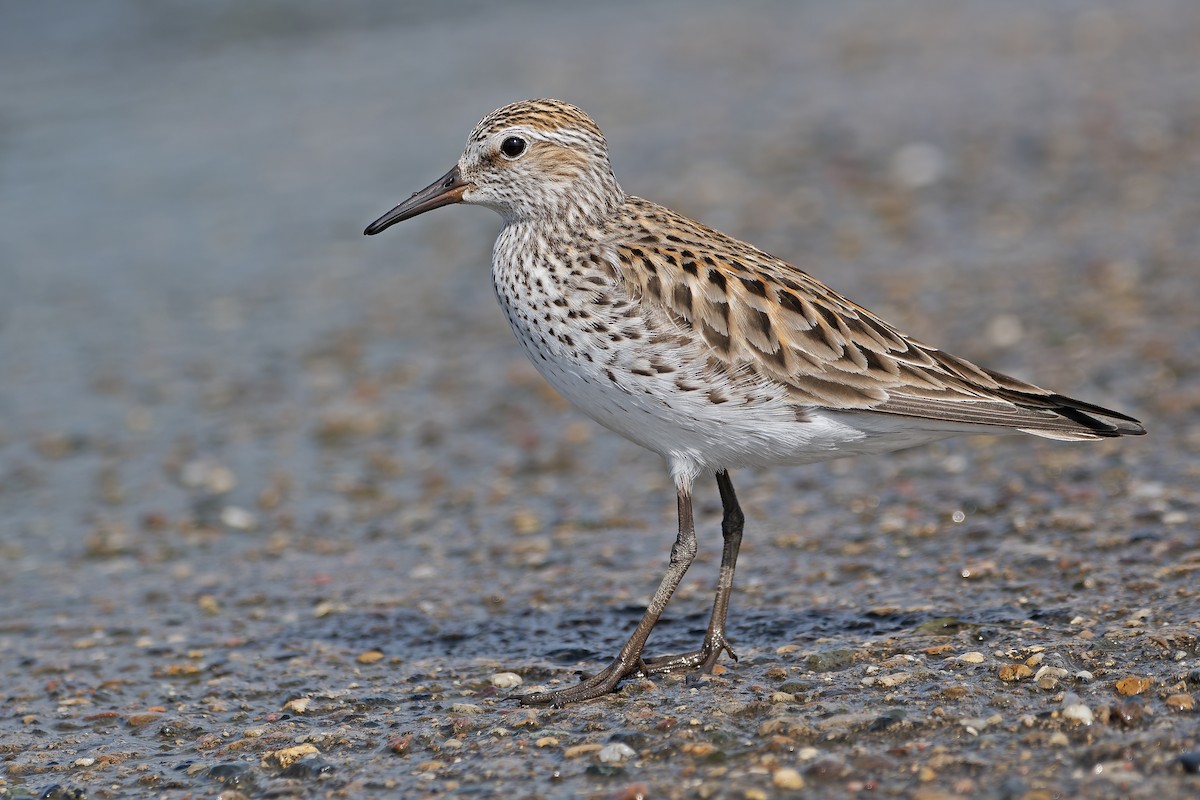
[364, 99, 1145, 705]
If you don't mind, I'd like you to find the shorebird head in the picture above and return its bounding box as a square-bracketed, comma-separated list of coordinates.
[365, 99, 624, 234]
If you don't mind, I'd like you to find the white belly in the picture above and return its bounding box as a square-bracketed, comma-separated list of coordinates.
[490, 230, 958, 491]
[507, 315, 957, 489]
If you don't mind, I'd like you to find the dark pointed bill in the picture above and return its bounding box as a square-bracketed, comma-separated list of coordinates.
[363, 165, 468, 235]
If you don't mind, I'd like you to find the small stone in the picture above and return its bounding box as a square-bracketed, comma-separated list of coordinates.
[490, 672, 523, 688]
[770, 691, 797, 703]
[875, 672, 912, 688]
[1075, 670, 1094, 683]
[598, 743, 637, 763]
[772, 767, 806, 790]
[957, 651, 985, 664]
[535, 736, 559, 748]
[126, 711, 165, 727]
[1106, 701, 1144, 727]
[744, 790, 768, 800]
[1048, 731, 1069, 746]
[1115, 675, 1152, 696]
[449, 703, 482, 714]
[806, 648, 855, 672]
[1179, 752, 1200, 774]
[74, 757, 96, 767]
[180, 459, 236, 493]
[261, 744, 319, 770]
[681, 742, 719, 757]
[208, 761, 253, 784]
[611, 783, 651, 800]
[1035, 666, 1068, 691]
[1062, 693, 1094, 726]
[510, 508, 541, 535]
[283, 697, 310, 714]
[312, 600, 345, 617]
[197, 595, 220, 615]
[357, 650, 385, 664]
[220, 506, 258, 531]
[999, 663, 1033, 682]
[564, 743, 603, 758]
[1164, 694, 1195, 712]
[959, 717, 989, 734]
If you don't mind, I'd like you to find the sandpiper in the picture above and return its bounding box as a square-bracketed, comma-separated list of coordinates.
[365, 99, 1145, 705]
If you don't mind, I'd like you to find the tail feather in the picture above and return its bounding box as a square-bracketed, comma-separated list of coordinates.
[1013, 392, 1146, 440]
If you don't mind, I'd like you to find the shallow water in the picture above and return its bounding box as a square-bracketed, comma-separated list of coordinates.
[2, 1, 1199, 798]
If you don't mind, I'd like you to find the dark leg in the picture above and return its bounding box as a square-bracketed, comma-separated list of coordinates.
[641, 470, 744, 674]
[520, 488, 698, 706]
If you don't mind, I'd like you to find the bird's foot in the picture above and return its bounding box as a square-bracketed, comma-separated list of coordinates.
[519, 655, 647, 706]
[640, 633, 737, 676]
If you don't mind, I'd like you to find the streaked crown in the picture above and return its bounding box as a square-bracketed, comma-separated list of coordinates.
[457, 99, 624, 226]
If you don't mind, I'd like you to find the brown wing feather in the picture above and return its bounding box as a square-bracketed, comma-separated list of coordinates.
[608, 197, 1145, 440]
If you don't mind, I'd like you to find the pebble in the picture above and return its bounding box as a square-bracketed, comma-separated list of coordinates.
[1179, 752, 1200, 774]
[261, 744, 319, 770]
[1106, 702, 1144, 727]
[611, 783, 650, 800]
[563, 743, 604, 758]
[490, 672, 523, 688]
[283, 697, 311, 714]
[197, 595, 220, 615]
[1114, 675, 1152, 696]
[220, 506, 258, 531]
[959, 718, 990, 734]
[772, 767, 806, 790]
[864, 671, 912, 688]
[1062, 693, 1094, 725]
[357, 650, 385, 664]
[598, 742, 637, 763]
[1035, 666, 1068, 691]
[957, 651, 986, 664]
[208, 761, 253, 785]
[449, 703, 482, 714]
[1164, 694, 1194, 712]
[681, 742, 719, 757]
[806, 649, 855, 672]
[126, 711, 165, 727]
[999, 664, 1033, 682]
[180, 459, 236, 493]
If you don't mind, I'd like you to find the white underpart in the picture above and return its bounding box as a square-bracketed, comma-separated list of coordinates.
[490, 223, 971, 496]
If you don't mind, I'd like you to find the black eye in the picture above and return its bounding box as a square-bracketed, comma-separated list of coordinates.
[500, 136, 527, 158]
